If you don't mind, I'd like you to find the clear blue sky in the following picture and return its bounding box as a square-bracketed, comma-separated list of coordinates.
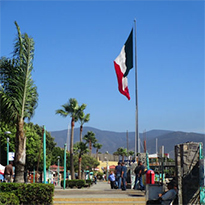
[0, 1, 204, 134]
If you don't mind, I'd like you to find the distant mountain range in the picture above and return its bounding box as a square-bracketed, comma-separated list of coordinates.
[50, 127, 205, 159]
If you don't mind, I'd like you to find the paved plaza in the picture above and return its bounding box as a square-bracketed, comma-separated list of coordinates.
[54, 181, 146, 205]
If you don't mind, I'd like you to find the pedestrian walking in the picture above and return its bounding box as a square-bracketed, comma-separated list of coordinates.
[4, 161, 14, 182]
[115, 162, 122, 189]
[94, 174, 97, 184]
[24, 169, 27, 183]
[134, 161, 145, 190]
[121, 162, 127, 191]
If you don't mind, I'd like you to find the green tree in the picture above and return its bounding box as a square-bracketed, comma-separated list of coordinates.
[0, 122, 15, 165]
[114, 147, 128, 162]
[128, 150, 134, 157]
[128, 150, 135, 161]
[0, 122, 56, 172]
[23, 123, 56, 171]
[0, 22, 38, 182]
[51, 147, 64, 166]
[93, 143, 102, 159]
[56, 98, 86, 179]
[25, 123, 42, 172]
[73, 142, 89, 179]
[75, 154, 99, 172]
[83, 131, 97, 156]
[78, 108, 90, 178]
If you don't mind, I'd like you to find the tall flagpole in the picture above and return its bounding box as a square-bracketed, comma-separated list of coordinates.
[134, 19, 140, 157]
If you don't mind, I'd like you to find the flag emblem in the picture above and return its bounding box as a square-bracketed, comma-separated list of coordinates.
[114, 29, 133, 100]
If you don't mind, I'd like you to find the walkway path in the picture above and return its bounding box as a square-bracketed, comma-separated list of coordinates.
[54, 181, 146, 205]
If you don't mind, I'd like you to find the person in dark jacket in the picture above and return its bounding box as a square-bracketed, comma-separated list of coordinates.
[4, 161, 14, 182]
[121, 162, 127, 191]
[134, 161, 145, 190]
[115, 162, 122, 189]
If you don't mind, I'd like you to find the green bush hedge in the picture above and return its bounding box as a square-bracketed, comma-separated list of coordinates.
[86, 179, 92, 186]
[0, 183, 54, 205]
[61, 179, 86, 188]
[0, 192, 19, 205]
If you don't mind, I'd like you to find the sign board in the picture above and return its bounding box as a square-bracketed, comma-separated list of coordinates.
[9, 152, 15, 161]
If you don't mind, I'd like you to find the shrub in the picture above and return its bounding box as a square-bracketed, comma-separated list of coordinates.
[0, 183, 54, 205]
[86, 179, 92, 186]
[61, 179, 86, 189]
[0, 192, 19, 205]
[76, 179, 85, 188]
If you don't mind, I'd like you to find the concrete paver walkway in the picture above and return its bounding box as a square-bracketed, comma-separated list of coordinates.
[54, 181, 146, 205]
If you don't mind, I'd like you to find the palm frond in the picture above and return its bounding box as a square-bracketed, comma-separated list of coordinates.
[55, 109, 68, 117]
[0, 22, 38, 124]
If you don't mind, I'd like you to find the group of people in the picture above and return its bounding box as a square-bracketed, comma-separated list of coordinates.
[107, 160, 178, 205]
[108, 161, 146, 191]
[108, 161, 127, 190]
[134, 161, 178, 204]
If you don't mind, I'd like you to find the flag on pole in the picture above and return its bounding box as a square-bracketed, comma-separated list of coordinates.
[114, 29, 133, 100]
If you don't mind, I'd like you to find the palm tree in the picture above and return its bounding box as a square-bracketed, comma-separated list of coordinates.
[115, 147, 128, 162]
[0, 22, 38, 182]
[78, 111, 90, 142]
[93, 143, 102, 159]
[83, 131, 97, 156]
[128, 150, 135, 161]
[73, 142, 88, 179]
[56, 98, 85, 179]
[128, 150, 134, 157]
[77, 110, 89, 180]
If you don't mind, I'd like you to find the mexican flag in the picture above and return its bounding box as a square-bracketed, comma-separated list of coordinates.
[114, 29, 133, 100]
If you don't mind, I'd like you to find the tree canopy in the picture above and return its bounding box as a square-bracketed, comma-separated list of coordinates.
[0, 122, 56, 171]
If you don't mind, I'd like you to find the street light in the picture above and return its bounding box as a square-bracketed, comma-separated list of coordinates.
[105, 157, 109, 181]
[57, 156, 60, 186]
[5, 131, 11, 165]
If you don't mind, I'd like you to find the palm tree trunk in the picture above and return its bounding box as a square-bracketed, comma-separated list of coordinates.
[96, 149, 98, 160]
[122, 155, 124, 162]
[14, 118, 26, 183]
[79, 125, 83, 178]
[89, 141, 92, 156]
[80, 125, 83, 142]
[78, 156, 81, 179]
[70, 118, 75, 180]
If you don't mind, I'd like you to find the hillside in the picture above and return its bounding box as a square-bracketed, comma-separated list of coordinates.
[50, 127, 205, 158]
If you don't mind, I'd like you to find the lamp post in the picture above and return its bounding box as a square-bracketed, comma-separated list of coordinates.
[105, 157, 109, 181]
[5, 131, 11, 165]
[7, 138, 9, 166]
[63, 144, 66, 190]
[43, 126, 46, 184]
[57, 156, 60, 186]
